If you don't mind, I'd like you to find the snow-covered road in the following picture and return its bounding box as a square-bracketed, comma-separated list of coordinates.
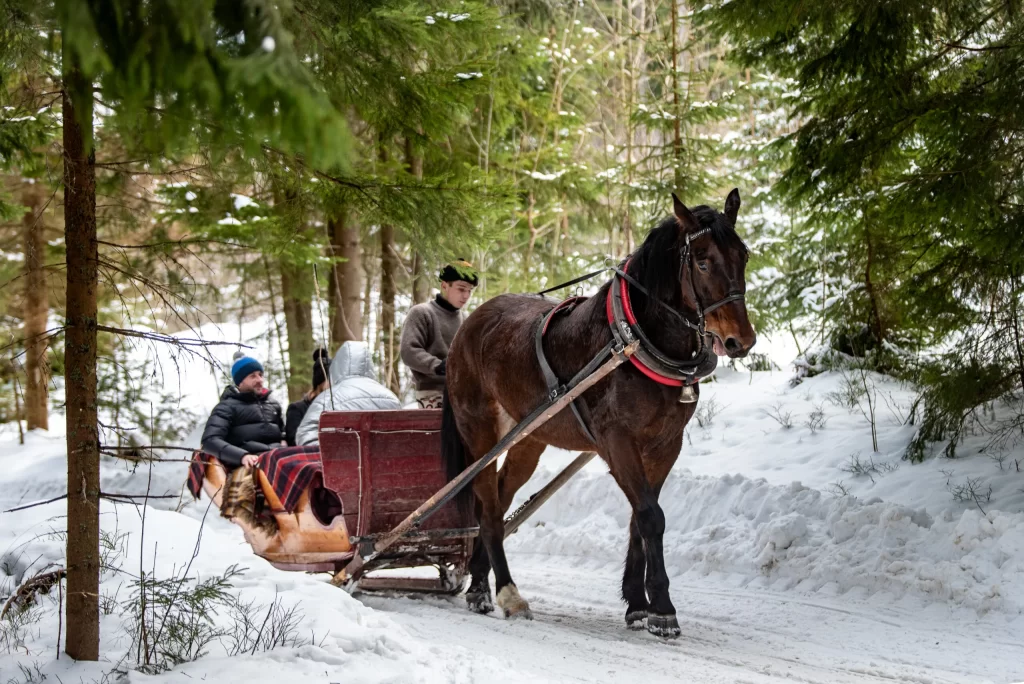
[363, 556, 1022, 684]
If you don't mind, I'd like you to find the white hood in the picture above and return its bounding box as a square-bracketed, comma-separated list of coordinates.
[329, 341, 377, 384]
[294, 341, 402, 446]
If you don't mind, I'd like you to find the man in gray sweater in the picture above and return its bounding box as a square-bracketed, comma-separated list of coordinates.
[400, 259, 478, 408]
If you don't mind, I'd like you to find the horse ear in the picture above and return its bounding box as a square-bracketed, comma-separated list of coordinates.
[724, 188, 741, 226]
[671, 192, 699, 232]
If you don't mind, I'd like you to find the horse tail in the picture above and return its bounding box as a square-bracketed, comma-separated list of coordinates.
[441, 385, 474, 519]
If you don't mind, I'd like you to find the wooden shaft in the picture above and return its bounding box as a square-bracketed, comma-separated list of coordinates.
[503, 451, 597, 538]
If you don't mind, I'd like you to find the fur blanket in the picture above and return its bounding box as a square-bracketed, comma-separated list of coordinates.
[220, 466, 278, 538]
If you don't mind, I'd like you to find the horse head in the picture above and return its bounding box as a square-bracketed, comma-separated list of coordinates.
[671, 189, 757, 359]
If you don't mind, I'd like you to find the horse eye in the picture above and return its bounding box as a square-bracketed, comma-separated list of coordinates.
[697, 261, 709, 273]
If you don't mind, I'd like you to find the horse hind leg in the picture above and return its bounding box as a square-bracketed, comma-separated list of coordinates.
[475, 461, 533, 620]
[466, 503, 495, 614]
[465, 439, 544, 614]
[498, 439, 544, 512]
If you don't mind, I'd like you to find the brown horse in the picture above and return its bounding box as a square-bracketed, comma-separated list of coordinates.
[441, 190, 755, 637]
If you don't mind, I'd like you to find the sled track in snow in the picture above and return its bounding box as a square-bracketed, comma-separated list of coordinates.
[359, 555, 1023, 684]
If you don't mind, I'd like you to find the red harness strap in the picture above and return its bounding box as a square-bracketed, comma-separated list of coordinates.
[605, 268, 688, 387]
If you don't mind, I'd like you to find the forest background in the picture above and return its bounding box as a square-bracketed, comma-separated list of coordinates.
[1, 0, 1021, 662]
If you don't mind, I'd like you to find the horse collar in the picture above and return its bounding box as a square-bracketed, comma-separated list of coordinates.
[605, 260, 718, 387]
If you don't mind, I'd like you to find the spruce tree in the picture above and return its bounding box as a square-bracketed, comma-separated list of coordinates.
[698, 1, 1024, 457]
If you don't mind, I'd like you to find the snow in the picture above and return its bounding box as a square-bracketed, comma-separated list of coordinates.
[230, 193, 258, 211]
[505, 451, 1024, 616]
[0, 452, 478, 683]
[2, 325, 1023, 682]
[526, 169, 567, 181]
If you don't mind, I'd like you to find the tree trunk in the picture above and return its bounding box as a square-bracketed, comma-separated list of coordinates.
[863, 222, 885, 346]
[411, 252, 429, 304]
[327, 212, 362, 350]
[381, 223, 399, 395]
[1010, 274, 1024, 397]
[22, 186, 48, 431]
[405, 136, 429, 304]
[262, 258, 290, 401]
[280, 261, 314, 402]
[553, 193, 569, 257]
[63, 50, 100, 662]
[380, 138, 400, 395]
[524, 191, 536, 284]
[670, 0, 682, 183]
[362, 245, 374, 343]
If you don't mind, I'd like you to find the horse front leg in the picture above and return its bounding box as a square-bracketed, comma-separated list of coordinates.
[607, 435, 679, 638]
[622, 513, 648, 628]
[634, 494, 678, 637]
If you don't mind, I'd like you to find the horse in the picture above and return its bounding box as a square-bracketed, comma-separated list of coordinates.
[441, 190, 756, 637]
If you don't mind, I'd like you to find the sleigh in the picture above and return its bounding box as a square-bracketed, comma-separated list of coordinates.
[194, 339, 632, 592]
[197, 410, 476, 592]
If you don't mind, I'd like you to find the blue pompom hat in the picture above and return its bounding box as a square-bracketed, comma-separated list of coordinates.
[231, 353, 264, 386]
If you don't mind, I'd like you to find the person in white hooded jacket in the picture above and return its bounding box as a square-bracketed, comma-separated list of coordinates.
[294, 340, 402, 446]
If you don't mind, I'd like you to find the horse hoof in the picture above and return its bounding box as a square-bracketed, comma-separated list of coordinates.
[466, 592, 494, 614]
[496, 585, 533, 621]
[646, 614, 681, 638]
[625, 610, 648, 630]
[504, 605, 534, 620]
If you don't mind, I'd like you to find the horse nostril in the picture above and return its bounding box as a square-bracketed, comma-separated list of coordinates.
[725, 337, 740, 352]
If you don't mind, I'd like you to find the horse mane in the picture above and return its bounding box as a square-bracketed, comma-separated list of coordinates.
[627, 205, 747, 316]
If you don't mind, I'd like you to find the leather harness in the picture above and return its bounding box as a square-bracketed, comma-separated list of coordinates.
[533, 229, 745, 444]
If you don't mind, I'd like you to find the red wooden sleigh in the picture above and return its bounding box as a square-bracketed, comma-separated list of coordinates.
[196, 409, 474, 593]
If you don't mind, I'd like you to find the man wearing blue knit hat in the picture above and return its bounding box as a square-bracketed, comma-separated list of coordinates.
[201, 350, 284, 468]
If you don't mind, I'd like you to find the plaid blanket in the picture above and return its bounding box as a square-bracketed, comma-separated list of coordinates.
[186, 445, 323, 512]
[186, 451, 218, 500]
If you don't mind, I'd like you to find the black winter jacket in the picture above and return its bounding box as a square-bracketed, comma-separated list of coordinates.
[200, 386, 284, 466]
[284, 397, 312, 447]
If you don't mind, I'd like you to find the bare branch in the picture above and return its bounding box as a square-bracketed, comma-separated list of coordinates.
[96, 324, 249, 349]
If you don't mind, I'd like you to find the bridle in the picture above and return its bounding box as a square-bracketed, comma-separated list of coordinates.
[678, 226, 748, 338]
[613, 226, 747, 349]
[534, 223, 749, 411]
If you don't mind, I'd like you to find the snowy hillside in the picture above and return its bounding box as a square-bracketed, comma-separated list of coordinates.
[1, 327, 1023, 683]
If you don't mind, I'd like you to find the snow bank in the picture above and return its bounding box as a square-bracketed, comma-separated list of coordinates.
[0, 461, 482, 684]
[506, 462, 1024, 616]
[687, 365, 1024, 516]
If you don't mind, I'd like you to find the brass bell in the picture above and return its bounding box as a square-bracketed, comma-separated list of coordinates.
[678, 383, 698, 404]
